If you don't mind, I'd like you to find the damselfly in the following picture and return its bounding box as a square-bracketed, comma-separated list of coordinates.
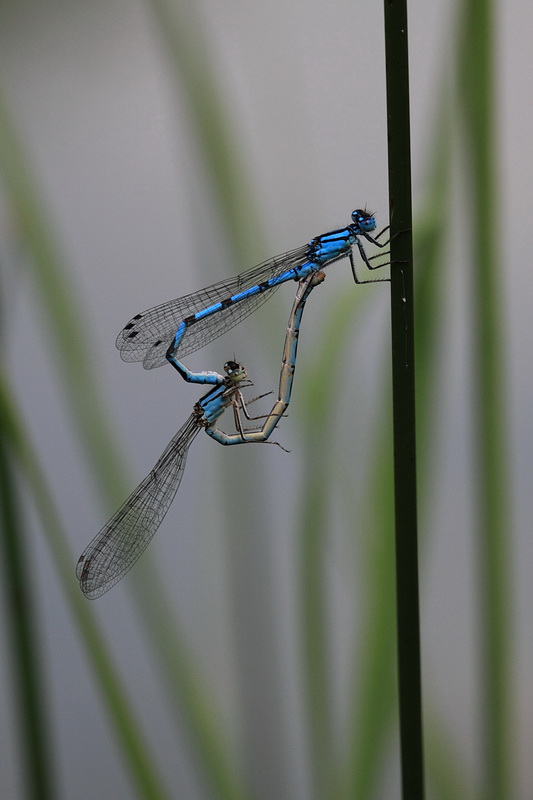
[116, 209, 389, 373]
[77, 272, 324, 598]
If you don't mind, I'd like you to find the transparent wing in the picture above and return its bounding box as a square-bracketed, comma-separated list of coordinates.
[115, 245, 310, 369]
[76, 414, 201, 599]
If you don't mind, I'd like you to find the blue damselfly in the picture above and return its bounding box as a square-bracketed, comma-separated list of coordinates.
[77, 272, 324, 598]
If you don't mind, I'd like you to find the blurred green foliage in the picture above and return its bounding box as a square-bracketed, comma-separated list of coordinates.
[0, 1, 514, 799]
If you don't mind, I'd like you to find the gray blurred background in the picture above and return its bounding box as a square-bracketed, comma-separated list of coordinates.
[0, 0, 531, 798]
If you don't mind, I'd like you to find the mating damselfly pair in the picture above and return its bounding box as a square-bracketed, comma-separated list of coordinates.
[77, 209, 390, 598]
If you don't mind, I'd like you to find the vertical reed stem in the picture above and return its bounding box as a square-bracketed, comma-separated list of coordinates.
[383, 2, 425, 798]
[0, 433, 55, 800]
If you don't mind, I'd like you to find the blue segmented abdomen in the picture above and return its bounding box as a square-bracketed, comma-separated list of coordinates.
[115, 208, 378, 370]
[116, 245, 310, 369]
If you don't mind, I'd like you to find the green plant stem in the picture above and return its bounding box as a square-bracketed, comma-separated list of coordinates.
[0, 431, 55, 800]
[297, 288, 369, 800]
[346, 417, 396, 800]
[383, 2, 424, 799]
[134, 569, 252, 800]
[457, 1, 512, 797]
[0, 377, 171, 800]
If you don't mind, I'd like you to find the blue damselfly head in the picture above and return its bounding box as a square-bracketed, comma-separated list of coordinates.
[351, 209, 376, 233]
[224, 360, 248, 382]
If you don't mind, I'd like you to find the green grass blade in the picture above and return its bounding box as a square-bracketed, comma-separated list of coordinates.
[344, 418, 396, 800]
[425, 714, 481, 800]
[0, 375, 172, 800]
[296, 287, 371, 799]
[457, 1, 514, 797]
[134, 571, 252, 800]
[0, 426, 55, 800]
